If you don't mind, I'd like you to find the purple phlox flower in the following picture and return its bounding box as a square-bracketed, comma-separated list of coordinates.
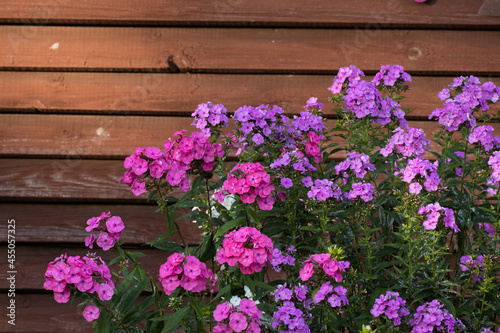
[371, 64, 411, 87]
[271, 249, 295, 272]
[370, 291, 409, 326]
[335, 152, 375, 179]
[329, 65, 365, 94]
[380, 127, 430, 159]
[430, 76, 498, 132]
[291, 111, 327, 136]
[468, 125, 500, 151]
[345, 182, 376, 202]
[408, 300, 464, 333]
[304, 97, 324, 112]
[479, 222, 495, 236]
[418, 202, 460, 232]
[192, 102, 228, 136]
[307, 179, 342, 201]
[396, 158, 441, 192]
[270, 149, 316, 174]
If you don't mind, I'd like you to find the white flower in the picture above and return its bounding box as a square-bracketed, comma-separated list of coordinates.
[244, 286, 253, 299]
[229, 296, 241, 307]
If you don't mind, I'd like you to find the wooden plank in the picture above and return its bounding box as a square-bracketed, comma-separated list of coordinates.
[1, 72, 498, 118]
[2, 114, 500, 158]
[0, 114, 198, 158]
[0, 158, 151, 202]
[0, 293, 93, 332]
[1, 26, 499, 74]
[0, 0, 497, 28]
[479, 0, 500, 17]
[0, 245, 172, 290]
[0, 203, 203, 244]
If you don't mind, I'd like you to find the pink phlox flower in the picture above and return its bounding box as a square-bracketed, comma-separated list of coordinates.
[82, 305, 100, 322]
[229, 312, 248, 332]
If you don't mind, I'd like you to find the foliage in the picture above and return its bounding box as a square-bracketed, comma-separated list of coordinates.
[44, 65, 500, 332]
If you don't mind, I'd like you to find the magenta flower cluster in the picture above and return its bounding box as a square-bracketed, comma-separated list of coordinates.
[487, 151, 500, 196]
[216, 227, 273, 274]
[430, 76, 499, 132]
[397, 158, 441, 194]
[469, 125, 500, 152]
[370, 291, 410, 326]
[121, 130, 224, 195]
[272, 284, 311, 333]
[328, 65, 365, 94]
[270, 148, 317, 175]
[335, 152, 375, 179]
[44, 253, 114, 309]
[191, 101, 229, 137]
[345, 182, 376, 202]
[213, 299, 262, 333]
[312, 281, 349, 308]
[408, 300, 464, 333]
[343, 79, 407, 126]
[304, 97, 324, 112]
[459, 254, 485, 282]
[158, 253, 215, 295]
[418, 202, 459, 232]
[299, 253, 349, 282]
[306, 178, 342, 202]
[380, 126, 430, 159]
[232, 104, 286, 148]
[371, 64, 411, 87]
[219, 162, 275, 210]
[85, 212, 124, 251]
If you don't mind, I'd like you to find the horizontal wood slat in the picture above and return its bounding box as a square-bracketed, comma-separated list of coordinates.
[0, 246, 171, 290]
[0, 158, 148, 202]
[0, 293, 93, 332]
[1, 26, 499, 74]
[0, 0, 497, 28]
[0, 203, 202, 244]
[2, 72, 498, 117]
[2, 115, 497, 158]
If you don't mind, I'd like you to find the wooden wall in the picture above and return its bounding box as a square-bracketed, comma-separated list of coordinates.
[0, 1, 499, 332]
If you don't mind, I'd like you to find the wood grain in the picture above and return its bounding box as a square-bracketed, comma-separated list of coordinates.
[0, 158, 151, 202]
[0, 203, 203, 244]
[0, 293, 93, 332]
[3, 114, 499, 158]
[0, 0, 497, 28]
[1, 26, 499, 74]
[2, 72, 498, 118]
[0, 245, 172, 290]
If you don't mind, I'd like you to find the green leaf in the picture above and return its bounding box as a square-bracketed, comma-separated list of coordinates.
[214, 216, 246, 239]
[160, 307, 191, 333]
[150, 240, 184, 252]
[212, 284, 231, 303]
[245, 206, 262, 228]
[173, 200, 207, 209]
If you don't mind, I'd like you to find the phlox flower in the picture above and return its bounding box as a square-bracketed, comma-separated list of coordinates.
[44, 253, 114, 304]
[329, 65, 365, 94]
[370, 291, 409, 326]
[158, 254, 215, 295]
[219, 162, 275, 210]
[84, 212, 124, 251]
[380, 127, 430, 159]
[214, 299, 262, 333]
[418, 203, 460, 232]
[408, 300, 464, 333]
[335, 152, 375, 179]
[216, 227, 273, 274]
[371, 64, 411, 87]
[82, 305, 100, 322]
[299, 253, 349, 283]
